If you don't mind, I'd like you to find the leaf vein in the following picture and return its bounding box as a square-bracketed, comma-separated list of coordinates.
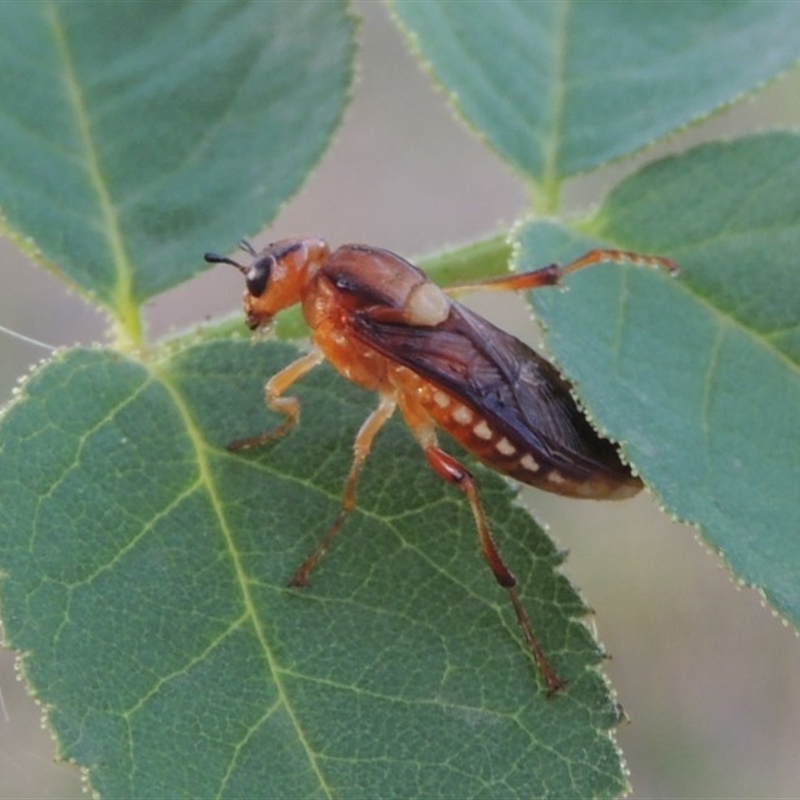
[152, 364, 336, 799]
[46, 0, 141, 344]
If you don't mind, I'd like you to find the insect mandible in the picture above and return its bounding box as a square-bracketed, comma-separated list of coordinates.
[205, 238, 678, 693]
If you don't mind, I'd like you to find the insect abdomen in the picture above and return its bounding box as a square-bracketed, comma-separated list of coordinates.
[416, 380, 641, 500]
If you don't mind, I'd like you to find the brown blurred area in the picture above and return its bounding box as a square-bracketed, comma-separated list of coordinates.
[2, 4, 800, 798]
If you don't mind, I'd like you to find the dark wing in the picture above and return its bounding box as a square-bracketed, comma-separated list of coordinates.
[351, 300, 631, 481]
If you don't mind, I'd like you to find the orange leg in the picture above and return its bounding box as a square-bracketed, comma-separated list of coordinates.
[290, 394, 398, 587]
[228, 348, 326, 452]
[446, 247, 678, 295]
[424, 444, 565, 695]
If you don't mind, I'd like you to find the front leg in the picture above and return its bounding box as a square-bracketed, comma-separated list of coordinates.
[228, 347, 326, 452]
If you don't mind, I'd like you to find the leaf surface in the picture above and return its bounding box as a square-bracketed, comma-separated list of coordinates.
[0, 2, 354, 320]
[0, 340, 626, 798]
[3, 3, 798, 796]
[520, 132, 800, 627]
[390, 0, 800, 189]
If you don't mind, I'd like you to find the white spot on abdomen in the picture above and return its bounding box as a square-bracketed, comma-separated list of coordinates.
[452, 405, 473, 425]
[521, 454, 540, 473]
[433, 390, 450, 408]
[496, 437, 516, 456]
[473, 420, 493, 440]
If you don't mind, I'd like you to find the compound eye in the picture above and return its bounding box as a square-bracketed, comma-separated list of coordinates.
[246, 255, 273, 297]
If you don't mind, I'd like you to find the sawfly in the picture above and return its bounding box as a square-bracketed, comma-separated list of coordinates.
[205, 238, 677, 692]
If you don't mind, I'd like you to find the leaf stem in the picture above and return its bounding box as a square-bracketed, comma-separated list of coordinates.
[112, 302, 144, 351]
[530, 176, 562, 216]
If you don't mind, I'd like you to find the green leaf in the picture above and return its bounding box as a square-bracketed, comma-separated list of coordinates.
[390, 0, 800, 196]
[0, 342, 626, 798]
[0, 1, 355, 339]
[5, 2, 797, 795]
[519, 132, 800, 628]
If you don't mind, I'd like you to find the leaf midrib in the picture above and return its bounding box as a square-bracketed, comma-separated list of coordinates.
[152, 362, 334, 799]
[540, 0, 571, 204]
[47, 1, 141, 347]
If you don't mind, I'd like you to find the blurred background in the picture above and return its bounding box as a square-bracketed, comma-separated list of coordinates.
[2, 3, 800, 797]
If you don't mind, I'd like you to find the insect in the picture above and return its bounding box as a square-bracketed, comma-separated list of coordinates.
[205, 238, 678, 693]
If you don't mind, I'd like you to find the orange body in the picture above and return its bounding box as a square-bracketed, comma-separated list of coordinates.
[205, 237, 677, 693]
[241, 238, 643, 498]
